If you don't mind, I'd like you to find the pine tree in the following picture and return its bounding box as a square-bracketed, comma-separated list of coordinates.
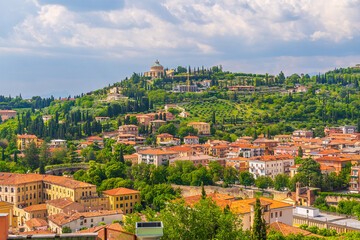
[163, 113, 166, 121]
[251, 198, 267, 240]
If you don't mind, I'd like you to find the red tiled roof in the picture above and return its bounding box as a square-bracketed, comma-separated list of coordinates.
[23, 204, 47, 212]
[102, 187, 140, 196]
[25, 218, 48, 229]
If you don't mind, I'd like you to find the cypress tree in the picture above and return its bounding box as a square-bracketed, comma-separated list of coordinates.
[120, 147, 124, 163]
[251, 198, 267, 240]
[201, 182, 206, 200]
[212, 111, 216, 124]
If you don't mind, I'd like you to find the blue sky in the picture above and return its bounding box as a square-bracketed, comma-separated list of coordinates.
[1, 0, 360, 97]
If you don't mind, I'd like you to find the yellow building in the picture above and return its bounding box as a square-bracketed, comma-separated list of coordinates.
[16, 134, 43, 151]
[156, 133, 174, 145]
[14, 204, 47, 227]
[187, 122, 211, 135]
[0, 173, 106, 210]
[103, 187, 140, 214]
[0, 201, 17, 228]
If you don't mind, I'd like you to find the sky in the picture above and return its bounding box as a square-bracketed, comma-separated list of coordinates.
[1, 0, 360, 98]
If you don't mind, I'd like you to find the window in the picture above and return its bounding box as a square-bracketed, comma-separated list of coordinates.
[130, 196, 133, 200]
[116, 197, 119, 201]
[130, 203, 133, 207]
[120, 204, 123, 207]
[84, 219, 87, 223]
[34, 185, 36, 190]
[275, 212, 278, 218]
[11, 188, 14, 193]
[102, 218, 104, 221]
[120, 197, 123, 201]
[135, 195, 138, 199]
[126, 203, 128, 207]
[34, 193, 36, 199]
[17, 188, 20, 193]
[271, 213, 273, 218]
[30, 186, 32, 190]
[116, 204, 119, 208]
[280, 211, 282, 217]
[91, 219, 93, 223]
[126, 210, 128, 214]
[5, 187, 7, 192]
[125, 196, 129, 200]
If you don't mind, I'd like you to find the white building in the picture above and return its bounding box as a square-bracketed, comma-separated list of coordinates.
[48, 210, 123, 233]
[184, 136, 199, 145]
[137, 149, 178, 166]
[249, 155, 295, 179]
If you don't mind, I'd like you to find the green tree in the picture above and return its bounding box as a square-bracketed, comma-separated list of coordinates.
[251, 198, 267, 240]
[239, 171, 255, 188]
[201, 181, 206, 200]
[24, 141, 39, 171]
[255, 176, 273, 190]
[298, 146, 303, 158]
[273, 174, 290, 191]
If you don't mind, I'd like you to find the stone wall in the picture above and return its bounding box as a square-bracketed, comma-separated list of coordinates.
[171, 184, 255, 198]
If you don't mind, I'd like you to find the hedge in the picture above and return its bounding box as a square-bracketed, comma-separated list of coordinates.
[316, 192, 360, 199]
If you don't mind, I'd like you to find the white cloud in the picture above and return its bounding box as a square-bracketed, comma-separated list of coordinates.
[6, 0, 360, 58]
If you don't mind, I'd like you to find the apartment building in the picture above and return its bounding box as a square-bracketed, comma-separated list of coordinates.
[249, 155, 295, 179]
[187, 122, 211, 135]
[103, 187, 141, 214]
[274, 145, 299, 157]
[273, 135, 292, 142]
[315, 156, 352, 173]
[184, 136, 199, 145]
[211, 145, 230, 158]
[226, 157, 249, 172]
[350, 165, 360, 193]
[0, 173, 107, 210]
[16, 134, 43, 151]
[156, 133, 174, 145]
[14, 204, 47, 227]
[293, 129, 313, 139]
[0, 110, 17, 120]
[48, 210, 123, 233]
[137, 149, 178, 166]
[119, 125, 139, 136]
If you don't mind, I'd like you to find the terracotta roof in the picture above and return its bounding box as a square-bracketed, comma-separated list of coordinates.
[212, 144, 230, 149]
[48, 210, 122, 226]
[268, 222, 322, 237]
[25, 218, 48, 229]
[17, 134, 37, 139]
[75, 223, 124, 233]
[228, 157, 249, 161]
[157, 133, 173, 138]
[184, 136, 199, 139]
[181, 195, 292, 215]
[103, 187, 140, 196]
[0, 172, 95, 188]
[316, 156, 351, 162]
[250, 155, 294, 161]
[166, 146, 193, 152]
[274, 135, 292, 138]
[46, 197, 74, 209]
[23, 204, 47, 212]
[138, 149, 177, 155]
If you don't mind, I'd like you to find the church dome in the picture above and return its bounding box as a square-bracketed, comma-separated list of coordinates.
[150, 60, 164, 71]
